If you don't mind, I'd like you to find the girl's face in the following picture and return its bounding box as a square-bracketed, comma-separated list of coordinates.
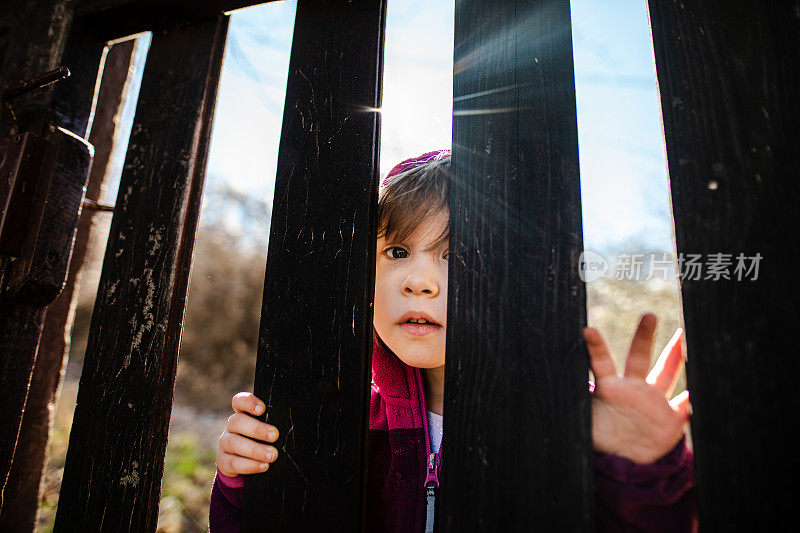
[374, 209, 449, 369]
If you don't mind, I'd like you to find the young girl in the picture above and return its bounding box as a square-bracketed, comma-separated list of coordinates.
[210, 150, 696, 532]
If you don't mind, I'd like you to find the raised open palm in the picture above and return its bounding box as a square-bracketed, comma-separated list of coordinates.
[584, 313, 691, 464]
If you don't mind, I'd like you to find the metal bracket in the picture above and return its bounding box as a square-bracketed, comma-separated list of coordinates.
[2, 67, 70, 136]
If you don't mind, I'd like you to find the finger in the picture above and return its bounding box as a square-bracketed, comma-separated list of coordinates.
[218, 453, 271, 476]
[220, 432, 278, 463]
[583, 327, 617, 381]
[232, 392, 265, 416]
[227, 412, 279, 443]
[624, 313, 657, 380]
[647, 328, 684, 397]
[669, 389, 692, 424]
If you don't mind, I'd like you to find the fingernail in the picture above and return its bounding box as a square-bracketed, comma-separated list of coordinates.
[267, 451, 277, 461]
[254, 404, 264, 415]
[260, 463, 269, 470]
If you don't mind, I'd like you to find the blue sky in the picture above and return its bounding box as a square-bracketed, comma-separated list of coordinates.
[106, 0, 676, 256]
[571, 0, 675, 254]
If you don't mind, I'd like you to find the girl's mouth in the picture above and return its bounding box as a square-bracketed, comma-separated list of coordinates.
[399, 321, 442, 336]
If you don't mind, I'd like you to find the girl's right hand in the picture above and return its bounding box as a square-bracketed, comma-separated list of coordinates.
[216, 392, 280, 477]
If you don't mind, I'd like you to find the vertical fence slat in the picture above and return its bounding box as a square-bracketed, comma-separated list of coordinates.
[0, 38, 137, 531]
[0, 15, 105, 514]
[53, 16, 228, 531]
[441, 0, 591, 530]
[648, 0, 800, 529]
[242, 0, 386, 530]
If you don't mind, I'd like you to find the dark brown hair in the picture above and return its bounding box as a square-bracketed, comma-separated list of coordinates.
[377, 152, 450, 251]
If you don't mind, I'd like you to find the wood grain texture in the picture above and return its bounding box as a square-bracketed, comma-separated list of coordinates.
[53, 16, 228, 531]
[0, 303, 46, 511]
[0, 128, 92, 517]
[0, 2, 102, 521]
[3, 131, 93, 305]
[440, 0, 592, 530]
[0, 39, 135, 532]
[3, 14, 107, 143]
[242, 0, 386, 531]
[0, 0, 78, 138]
[648, 0, 800, 529]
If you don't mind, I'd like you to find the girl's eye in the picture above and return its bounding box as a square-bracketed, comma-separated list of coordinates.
[385, 246, 408, 259]
[443, 251, 449, 261]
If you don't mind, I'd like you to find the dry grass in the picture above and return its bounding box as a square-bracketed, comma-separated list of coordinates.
[587, 277, 687, 395]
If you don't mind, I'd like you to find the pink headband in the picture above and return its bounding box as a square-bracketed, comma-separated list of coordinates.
[382, 149, 451, 187]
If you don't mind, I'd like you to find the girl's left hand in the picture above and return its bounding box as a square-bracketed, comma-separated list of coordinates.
[584, 313, 691, 464]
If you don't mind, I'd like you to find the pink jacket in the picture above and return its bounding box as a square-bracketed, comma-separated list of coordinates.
[210, 334, 697, 531]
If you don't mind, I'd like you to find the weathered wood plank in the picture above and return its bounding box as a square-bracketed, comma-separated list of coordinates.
[648, 0, 800, 529]
[0, 123, 94, 519]
[0, 0, 78, 138]
[440, 0, 591, 530]
[53, 16, 228, 531]
[0, 304, 46, 510]
[242, 0, 386, 530]
[0, 2, 103, 516]
[0, 39, 135, 532]
[7, 17, 107, 142]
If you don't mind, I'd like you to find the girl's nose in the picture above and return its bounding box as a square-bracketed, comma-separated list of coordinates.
[402, 262, 440, 297]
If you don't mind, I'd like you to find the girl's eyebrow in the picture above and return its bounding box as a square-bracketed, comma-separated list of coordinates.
[381, 229, 448, 250]
[421, 238, 449, 254]
[380, 239, 447, 253]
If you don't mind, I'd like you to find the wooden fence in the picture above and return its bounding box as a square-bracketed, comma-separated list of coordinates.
[0, 0, 797, 531]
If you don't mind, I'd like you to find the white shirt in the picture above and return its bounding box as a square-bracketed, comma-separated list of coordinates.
[427, 410, 443, 454]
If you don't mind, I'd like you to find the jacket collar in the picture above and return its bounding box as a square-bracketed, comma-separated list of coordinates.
[370, 331, 427, 431]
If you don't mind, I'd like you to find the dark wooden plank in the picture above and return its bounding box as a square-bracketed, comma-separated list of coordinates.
[0, 0, 78, 138]
[3, 15, 107, 140]
[53, 16, 228, 531]
[0, 304, 46, 510]
[648, 1, 800, 529]
[241, 0, 386, 530]
[0, 123, 94, 518]
[0, 39, 135, 532]
[74, 0, 276, 41]
[77, 0, 271, 17]
[0, 1, 103, 515]
[441, 0, 591, 530]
